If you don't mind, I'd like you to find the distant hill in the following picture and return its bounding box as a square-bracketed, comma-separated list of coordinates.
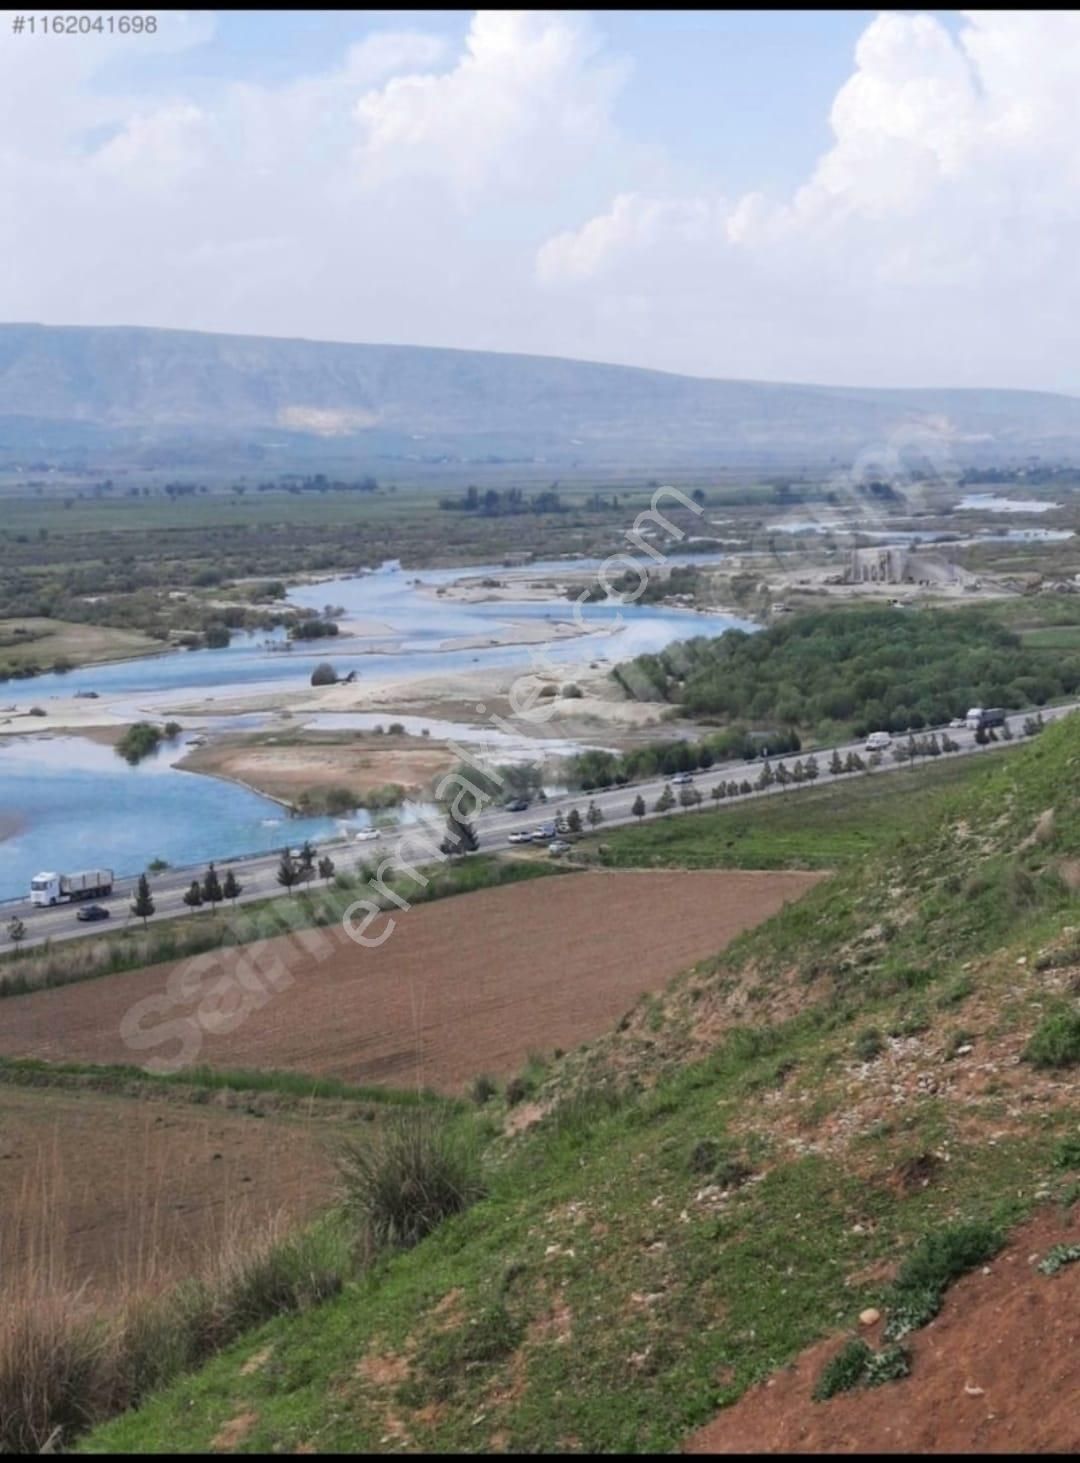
[2, 322, 1080, 471]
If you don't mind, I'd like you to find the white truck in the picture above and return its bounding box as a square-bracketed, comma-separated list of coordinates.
[30, 869, 114, 907]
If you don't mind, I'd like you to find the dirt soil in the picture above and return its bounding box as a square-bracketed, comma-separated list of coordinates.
[0, 1085, 339, 1292]
[684, 1206, 1080, 1455]
[0, 870, 821, 1095]
[179, 730, 457, 802]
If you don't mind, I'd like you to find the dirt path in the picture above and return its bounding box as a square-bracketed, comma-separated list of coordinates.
[684, 1207, 1080, 1454]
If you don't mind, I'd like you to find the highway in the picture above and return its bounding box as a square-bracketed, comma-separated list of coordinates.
[2, 703, 1073, 954]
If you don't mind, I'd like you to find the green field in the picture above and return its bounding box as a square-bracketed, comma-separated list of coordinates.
[586, 755, 997, 870]
[0, 617, 159, 673]
[1019, 624, 1080, 649]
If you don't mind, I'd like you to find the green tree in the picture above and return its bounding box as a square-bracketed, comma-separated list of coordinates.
[654, 784, 676, 814]
[679, 785, 702, 812]
[711, 782, 725, 803]
[276, 851, 300, 891]
[631, 793, 646, 820]
[223, 869, 242, 906]
[6, 916, 26, 952]
[182, 880, 203, 913]
[297, 841, 317, 877]
[586, 799, 604, 828]
[805, 754, 819, 781]
[318, 855, 336, 883]
[441, 813, 479, 859]
[131, 873, 155, 927]
[829, 748, 844, 775]
[566, 807, 583, 835]
[201, 862, 223, 911]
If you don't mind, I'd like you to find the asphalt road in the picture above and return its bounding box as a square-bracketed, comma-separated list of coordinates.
[3, 704, 1072, 954]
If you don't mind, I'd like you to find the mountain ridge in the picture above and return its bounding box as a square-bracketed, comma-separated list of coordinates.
[3, 321, 1080, 469]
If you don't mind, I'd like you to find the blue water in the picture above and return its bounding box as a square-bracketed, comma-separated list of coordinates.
[0, 735, 359, 902]
[0, 555, 754, 898]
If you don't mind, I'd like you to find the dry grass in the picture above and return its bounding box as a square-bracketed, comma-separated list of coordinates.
[0, 1211, 347, 1453]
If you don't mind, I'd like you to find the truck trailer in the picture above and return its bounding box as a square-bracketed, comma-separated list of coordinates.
[30, 869, 114, 907]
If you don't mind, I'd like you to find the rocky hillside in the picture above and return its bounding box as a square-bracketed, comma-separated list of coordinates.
[83, 716, 1080, 1454]
[4, 323, 1080, 469]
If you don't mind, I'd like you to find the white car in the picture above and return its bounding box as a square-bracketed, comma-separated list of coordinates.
[948, 718, 966, 730]
[670, 771, 695, 786]
[508, 830, 533, 845]
[354, 828, 381, 842]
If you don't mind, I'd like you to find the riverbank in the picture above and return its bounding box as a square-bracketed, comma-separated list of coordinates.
[177, 729, 458, 810]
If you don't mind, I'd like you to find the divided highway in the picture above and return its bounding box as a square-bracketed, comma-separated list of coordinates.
[4, 704, 1074, 954]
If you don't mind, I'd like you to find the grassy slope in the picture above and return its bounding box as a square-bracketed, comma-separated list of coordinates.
[0, 616, 159, 670]
[589, 754, 993, 870]
[83, 719, 1080, 1453]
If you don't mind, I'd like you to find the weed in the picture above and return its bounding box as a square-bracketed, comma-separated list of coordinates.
[812, 1339, 871, 1401]
[1037, 1243, 1080, 1276]
[338, 1112, 485, 1259]
[854, 1028, 886, 1063]
[1051, 1135, 1080, 1170]
[470, 1074, 498, 1107]
[1024, 1009, 1080, 1069]
[884, 1220, 1002, 1340]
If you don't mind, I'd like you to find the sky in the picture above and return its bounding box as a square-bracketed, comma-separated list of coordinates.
[3, 8, 1077, 392]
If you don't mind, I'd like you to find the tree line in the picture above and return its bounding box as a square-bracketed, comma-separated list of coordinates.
[615, 606, 1080, 738]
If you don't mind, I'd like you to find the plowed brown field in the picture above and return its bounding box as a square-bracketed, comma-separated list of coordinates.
[0, 1084, 339, 1290]
[0, 869, 822, 1095]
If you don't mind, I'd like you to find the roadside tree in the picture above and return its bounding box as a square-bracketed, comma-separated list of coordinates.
[131, 873, 155, 927]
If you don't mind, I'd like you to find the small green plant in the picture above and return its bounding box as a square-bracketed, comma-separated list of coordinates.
[936, 974, 974, 1009]
[884, 1220, 1002, 1340]
[812, 1339, 870, 1401]
[854, 1027, 886, 1062]
[1051, 1135, 1080, 1170]
[1037, 1243, 1080, 1276]
[470, 1073, 498, 1107]
[1024, 1009, 1080, 1069]
[812, 1338, 911, 1402]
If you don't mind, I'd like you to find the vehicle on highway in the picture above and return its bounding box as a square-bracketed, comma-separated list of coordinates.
[548, 840, 572, 856]
[507, 830, 533, 845]
[865, 731, 892, 752]
[75, 904, 111, 923]
[30, 868, 114, 907]
[949, 717, 967, 729]
[966, 706, 1006, 732]
[354, 828, 381, 841]
[504, 798, 530, 812]
[531, 821, 558, 843]
[670, 772, 695, 786]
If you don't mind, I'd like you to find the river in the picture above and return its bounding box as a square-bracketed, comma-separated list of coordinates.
[0, 556, 754, 899]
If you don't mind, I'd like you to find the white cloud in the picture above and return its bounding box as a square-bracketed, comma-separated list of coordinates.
[4, 9, 1080, 391]
[536, 10, 1080, 388]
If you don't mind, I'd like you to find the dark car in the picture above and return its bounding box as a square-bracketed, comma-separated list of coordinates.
[76, 903, 111, 922]
[505, 798, 530, 813]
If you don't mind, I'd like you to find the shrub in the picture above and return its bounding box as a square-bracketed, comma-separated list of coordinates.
[560, 683, 584, 698]
[884, 1220, 1002, 1339]
[503, 1075, 528, 1107]
[337, 1111, 485, 1258]
[1024, 1010, 1080, 1069]
[470, 1073, 498, 1106]
[854, 1028, 886, 1062]
[1051, 1135, 1080, 1170]
[812, 1339, 910, 1402]
[310, 662, 338, 687]
[812, 1339, 872, 1401]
